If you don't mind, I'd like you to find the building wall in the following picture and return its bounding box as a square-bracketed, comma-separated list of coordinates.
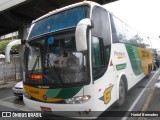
[0, 57, 22, 82]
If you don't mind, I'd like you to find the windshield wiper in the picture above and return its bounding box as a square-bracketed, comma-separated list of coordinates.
[44, 56, 62, 86]
[29, 55, 40, 81]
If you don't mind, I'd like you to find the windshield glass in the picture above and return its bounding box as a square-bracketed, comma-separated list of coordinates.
[25, 31, 89, 87]
[28, 6, 89, 39]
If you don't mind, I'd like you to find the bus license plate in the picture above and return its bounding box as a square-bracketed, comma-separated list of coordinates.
[40, 106, 52, 111]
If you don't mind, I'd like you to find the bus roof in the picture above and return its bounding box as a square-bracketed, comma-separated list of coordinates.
[32, 1, 99, 24]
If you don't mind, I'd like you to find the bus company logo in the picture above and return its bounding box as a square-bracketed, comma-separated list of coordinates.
[114, 51, 125, 59]
[104, 86, 113, 104]
[99, 86, 114, 104]
[43, 94, 48, 100]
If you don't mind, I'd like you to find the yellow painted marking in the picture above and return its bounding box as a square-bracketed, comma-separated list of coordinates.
[24, 85, 63, 102]
[138, 48, 154, 76]
[104, 86, 113, 104]
[117, 56, 125, 59]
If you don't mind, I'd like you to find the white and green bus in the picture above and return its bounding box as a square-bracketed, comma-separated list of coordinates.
[18, 1, 154, 117]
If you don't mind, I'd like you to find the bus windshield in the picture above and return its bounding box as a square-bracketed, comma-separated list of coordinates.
[25, 31, 89, 87]
[24, 5, 90, 87]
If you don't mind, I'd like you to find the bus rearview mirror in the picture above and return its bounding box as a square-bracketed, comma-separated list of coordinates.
[75, 18, 92, 52]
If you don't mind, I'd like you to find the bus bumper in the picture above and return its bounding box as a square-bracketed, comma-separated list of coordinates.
[23, 96, 101, 118]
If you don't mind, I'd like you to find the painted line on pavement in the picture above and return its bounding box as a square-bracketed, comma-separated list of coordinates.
[138, 87, 155, 120]
[0, 100, 31, 111]
[0, 96, 16, 101]
[0, 96, 31, 111]
[121, 69, 160, 120]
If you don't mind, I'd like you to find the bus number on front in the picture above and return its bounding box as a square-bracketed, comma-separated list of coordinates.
[29, 90, 39, 95]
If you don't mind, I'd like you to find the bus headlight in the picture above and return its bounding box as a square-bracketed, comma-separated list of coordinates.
[23, 89, 31, 99]
[65, 95, 91, 104]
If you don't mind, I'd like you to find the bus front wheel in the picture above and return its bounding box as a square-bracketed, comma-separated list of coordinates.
[116, 80, 126, 107]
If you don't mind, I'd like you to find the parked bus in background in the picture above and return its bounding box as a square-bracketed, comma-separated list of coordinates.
[7, 1, 154, 117]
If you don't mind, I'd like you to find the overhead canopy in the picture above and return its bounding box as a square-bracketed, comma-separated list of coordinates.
[0, 0, 117, 36]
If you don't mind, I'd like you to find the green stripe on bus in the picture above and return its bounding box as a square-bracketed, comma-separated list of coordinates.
[125, 44, 143, 76]
[46, 88, 61, 98]
[46, 87, 82, 99]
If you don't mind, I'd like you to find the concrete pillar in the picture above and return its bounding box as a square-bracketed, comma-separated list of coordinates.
[17, 23, 30, 60]
[18, 24, 30, 40]
[18, 24, 31, 79]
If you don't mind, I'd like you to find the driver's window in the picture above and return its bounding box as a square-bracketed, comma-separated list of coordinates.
[92, 36, 106, 80]
[92, 37, 101, 68]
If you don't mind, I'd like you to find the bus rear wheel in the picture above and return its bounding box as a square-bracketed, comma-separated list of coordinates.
[116, 80, 126, 107]
[147, 65, 151, 78]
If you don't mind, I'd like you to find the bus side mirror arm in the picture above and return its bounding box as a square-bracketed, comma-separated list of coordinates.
[75, 18, 93, 52]
[5, 39, 21, 62]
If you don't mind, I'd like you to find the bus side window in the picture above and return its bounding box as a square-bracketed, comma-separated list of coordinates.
[92, 36, 106, 80]
[105, 45, 111, 66]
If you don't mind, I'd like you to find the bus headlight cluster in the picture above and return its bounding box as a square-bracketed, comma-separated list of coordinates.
[23, 89, 31, 99]
[65, 95, 91, 104]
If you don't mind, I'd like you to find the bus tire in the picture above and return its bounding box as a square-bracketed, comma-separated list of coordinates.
[146, 65, 151, 78]
[116, 80, 126, 107]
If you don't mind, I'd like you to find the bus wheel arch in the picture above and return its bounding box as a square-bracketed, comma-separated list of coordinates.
[116, 74, 128, 107]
